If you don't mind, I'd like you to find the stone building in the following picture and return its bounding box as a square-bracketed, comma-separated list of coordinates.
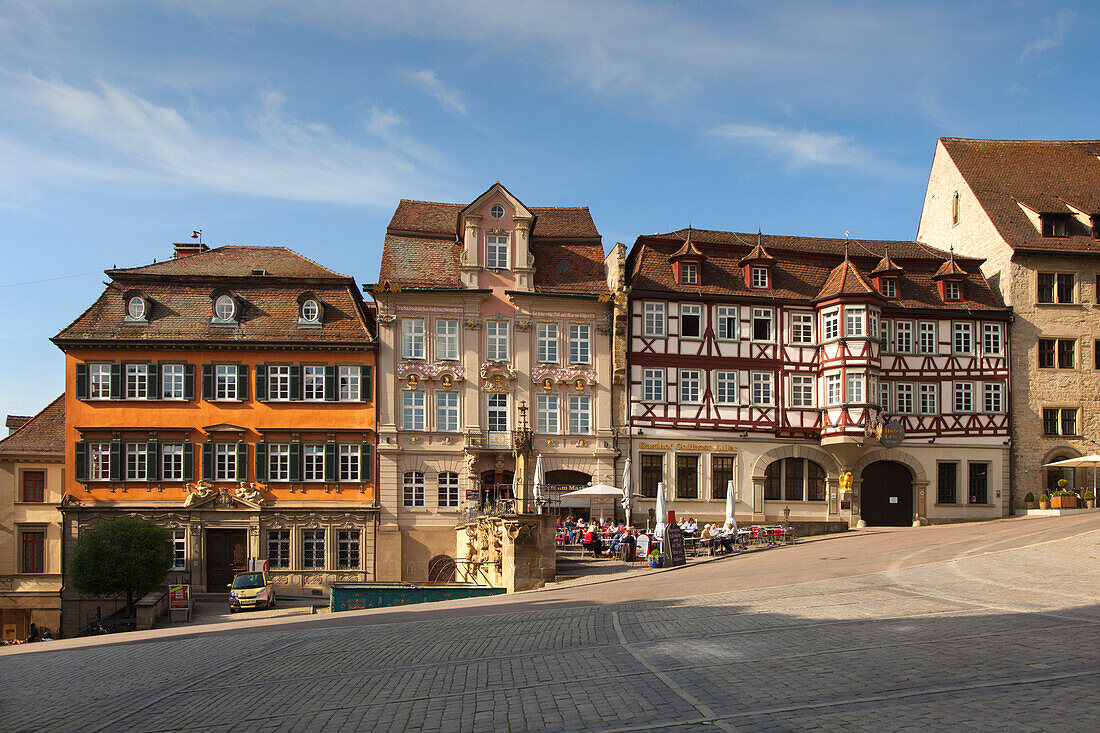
[625, 228, 1011, 530]
[918, 138, 1100, 506]
[0, 396, 65, 640]
[52, 243, 376, 632]
[370, 183, 619, 582]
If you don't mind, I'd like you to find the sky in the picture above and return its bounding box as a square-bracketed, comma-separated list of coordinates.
[0, 0, 1093, 417]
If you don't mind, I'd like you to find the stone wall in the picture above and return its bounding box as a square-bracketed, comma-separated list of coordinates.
[455, 514, 556, 592]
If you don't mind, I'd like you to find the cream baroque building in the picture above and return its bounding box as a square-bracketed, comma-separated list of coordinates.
[918, 138, 1100, 507]
[371, 184, 620, 582]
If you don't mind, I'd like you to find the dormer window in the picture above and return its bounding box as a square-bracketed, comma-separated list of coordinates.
[680, 262, 698, 285]
[123, 291, 150, 324]
[301, 299, 319, 322]
[881, 278, 897, 299]
[297, 292, 324, 327]
[211, 292, 240, 325]
[751, 266, 769, 289]
[944, 281, 962, 301]
[1041, 214, 1070, 238]
[489, 204, 505, 220]
[486, 234, 509, 269]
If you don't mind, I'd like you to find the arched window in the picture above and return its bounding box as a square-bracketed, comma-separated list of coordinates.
[764, 458, 827, 502]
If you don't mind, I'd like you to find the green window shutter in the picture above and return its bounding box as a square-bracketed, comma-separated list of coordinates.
[324, 442, 337, 481]
[324, 365, 337, 401]
[237, 441, 248, 481]
[148, 363, 160, 399]
[183, 442, 194, 480]
[361, 442, 373, 482]
[146, 441, 159, 481]
[255, 365, 268, 401]
[184, 364, 196, 400]
[202, 442, 214, 481]
[255, 442, 267, 481]
[202, 365, 214, 401]
[109, 440, 122, 481]
[109, 363, 122, 399]
[237, 365, 249, 400]
[362, 365, 373, 402]
[75, 363, 89, 400]
[290, 365, 302, 401]
[289, 442, 301, 481]
[74, 441, 87, 481]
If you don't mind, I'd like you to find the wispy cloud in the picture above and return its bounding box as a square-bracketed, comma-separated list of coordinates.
[708, 123, 902, 176]
[1022, 9, 1076, 58]
[0, 73, 455, 206]
[403, 69, 467, 116]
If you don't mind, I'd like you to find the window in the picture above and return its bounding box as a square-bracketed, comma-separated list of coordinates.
[127, 296, 147, 320]
[267, 530, 290, 569]
[20, 471, 44, 503]
[752, 308, 774, 342]
[125, 442, 147, 481]
[764, 460, 781, 500]
[680, 262, 698, 284]
[337, 530, 360, 569]
[215, 364, 239, 400]
[339, 445, 361, 482]
[944, 281, 962, 301]
[171, 530, 186, 569]
[751, 266, 769, 289]
[894, 322, 913, 353]
[125, 363, 149, 399]
[825, 373, 841, 406]
[951, 191, 960, 225]
[880, 382, 891, 413]
[642, 302, 666, 337]
[920, 384, 938, 415]
[438, 472, 459, 508]
[823, 309, 840, 340]
[21, 531, 44, 574]
[788, 312, 813, 345]
[216, 443, 238, 481]
[1038, 338, 1076, 369]
[1096, 340, 1100, 370]
[402, 318, 425, 359]
[267, 444, 290, 482]
[791, 375, 814, 408]
[536, 394, 559, 434]
[435, 319, 459, 361]
[880, 320, 892, 353]
[715, 371, 739, 405]
[300, 299, 320, 324]
[90, 363, 112, 399]
[268, 365, 291, 400]
[536, 323, 559, 363]
[303, 365, 325, 401]
[568, 324, 591, 363]
[846, 372, 864, 403]
[568, 396, 591, 435]
[868, 310, 879, 340]
[881, 278, 897, 298]
[919, 323, 937, 354]
[487, 394, 509, 432]
[88, 443, 111, 481]
[984, 383, 1004, 413]
[339, 365, 361, 401]
[302, 529, 325, 570]
[679, 370, 701, 404]
[403, 471, 425, 507]
[982, 323, 1004, 356]
[712, 456, 734, 500]
[486, 234, 509, 269]
[765, 458, 826, 502]
[937, 462, 957, 504]
[716, 306, 739, 340]
[751, 372, 773, 406]
[676, 455, 699, 499]
[403, 391, 425, 431]
[953, 323, 973, 355]
[1038, 272, 1075, 303]
[1041, 215, 1069, 238]
[214, 294, 236, 321]
[896, 384, 914, 414]
[161, 363, 185, 399]
[490, 203, 505, 219]
[679, 304, 702, 339]
[303, 444, 324, 481]
[436, 392, 459, 432]
[845, 308, 865, 338]
[486, 321, 509, 361]
[643, 368, 665, 403]
[968, 463, 989, 505]
[640, 455, 662, 498]
[953, 382, 974, 413]
[1043, 408, 1079, 436]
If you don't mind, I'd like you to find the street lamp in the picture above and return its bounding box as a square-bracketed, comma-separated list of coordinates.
[783, 505, 791, 528]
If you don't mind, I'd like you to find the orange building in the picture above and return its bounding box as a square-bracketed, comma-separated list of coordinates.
[52, 242, 376, 627]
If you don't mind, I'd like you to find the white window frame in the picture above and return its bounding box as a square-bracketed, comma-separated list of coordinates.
[536, 323, 559, 363]
[536, 394, 559, 434]
[894, 321, 914, 354]
[953, 322, 974, 355]
[868, 309, 879, 341]
[438, 472, 459, 508]
[984, 383, 1004, 414]
[679, 304, 703, 340]
[716, 306, 739, 341]
[714, 370, 739, 405]
[403, 471, 425, 507]
[162, 443, 184, 481]
[823, 308, 840, 341]
[846, 372, 865, 404]
[303, 444, 325, 482]
[881, 278, 897, 299]
[303, 365, 325, 402]
[215, 364, 238, 401]
[982, 323, 1004, 356]
[825, 373, 842, 406]
[954, 381, 975, 413]
[919, 322, 937, 355]
[339, 444, 361, 482]
[125, 442, 147, 481]
[568, 395, 591, 435]
[845, 307, 865, 338]
[171, 530, 186, 570]
[568, 324, 591, 364]
[642, 302, 667, 337]
[436, 392, 459, 432]
[751, 372, 774, 406]
[896, 383, 914, 414]
[268, 365, 291, 401]
[215, 442, 237, 481]
[268, 443, 290, 482]
[751, 308, 775, 343]
[919, 384, 938, 415]
[751, 266, 769, 289]
[642, 368, 665, 403]
[486, 321, 510, 361]
[486, 234, 510, 269]
[161, 363, 185, 400]
[944, 281, 962, 301]
[403, 391, 425, 431]
[339, 365, 361, 401]
[790, 312, 814, 345]
[790, 374, 814, 408]
[879, 382, 891, 413]
[880, 320, 892, 353]
[680, 262, 698, 284]
[402, 318, 425, 360]
[435, 319, 459, 361]
[88, 443, 111, 481]
[89, 363, 112, 399]
[125, 363, 149, 400]
[679, 369, 702, 404]
[487, 393, 509, 433]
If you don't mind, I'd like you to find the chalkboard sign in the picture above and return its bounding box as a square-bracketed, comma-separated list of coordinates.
[662, 524, 687, 566]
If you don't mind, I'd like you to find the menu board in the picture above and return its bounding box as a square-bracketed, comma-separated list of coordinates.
[662, 524, 687, 566]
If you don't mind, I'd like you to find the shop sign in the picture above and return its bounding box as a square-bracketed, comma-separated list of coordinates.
[662, 524, 687, 567]
[169, 585, 190, 610]
[638, 442, 738, 453]
[879, 419, 905, 448]
[465, 489, 480, 501]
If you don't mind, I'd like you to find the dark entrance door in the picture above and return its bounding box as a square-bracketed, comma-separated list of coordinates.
[860, 461, 913, 527]
[479, 470, 515, 508]
[206, 529, 247, 591]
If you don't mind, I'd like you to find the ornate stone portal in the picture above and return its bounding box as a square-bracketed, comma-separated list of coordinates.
[455, 514, 555, 592]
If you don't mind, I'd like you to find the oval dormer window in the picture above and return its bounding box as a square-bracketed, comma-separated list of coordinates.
[214, 294, 236, 321]
[127, 296, 146, 320]
[490, 204, 505, 220]
[301, 298, 320, 323]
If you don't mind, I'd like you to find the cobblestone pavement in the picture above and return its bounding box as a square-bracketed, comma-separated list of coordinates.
[2, 517, 1097, 732]
[172, 596, 327, 627]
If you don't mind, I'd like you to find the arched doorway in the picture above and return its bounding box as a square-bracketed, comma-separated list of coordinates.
[546, 470, 592, 517]
[1045, 452, 1077, 496]
[860, 461, 913, 526]
[427, 554, 456, 583]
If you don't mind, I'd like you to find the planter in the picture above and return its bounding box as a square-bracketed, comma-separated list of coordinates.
[1025, 502, 1037, 510]
[1051, 495, 1077, 509]
[1039, 501, 1051, 510]
[1088, 500, 1096, 509]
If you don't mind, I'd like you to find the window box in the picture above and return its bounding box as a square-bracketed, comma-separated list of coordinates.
[1051, 494, 1078, 509]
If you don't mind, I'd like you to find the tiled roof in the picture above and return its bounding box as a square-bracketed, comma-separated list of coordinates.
[108, 246, 349, 280]
[738, 243, 775, 264]
[530, 241, 608, 295]
[378, 235, 464, 289]
[933, 257, 968, 279]
[628, 229, 1005, 312]
[871, 251, 904, 275]
[668, 234, 706, 261]
[817, 259, 878, 300]
[0, 395, 65, 456]
[940, 138, 1100, 253]
[387, 199, 600, 238]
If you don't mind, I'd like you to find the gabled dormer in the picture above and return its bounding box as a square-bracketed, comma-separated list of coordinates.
[815, 255, 879, 304]
[870, 245, 904, 300]
[667, 230, 706, 286]
[932, 248, 967, 302]
[456, 182, 535, 290]
[1039, 212, 1071, 238]
[738, 238, 775, 290]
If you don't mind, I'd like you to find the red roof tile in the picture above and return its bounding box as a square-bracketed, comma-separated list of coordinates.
[817, 259, 879, 300]
[0, 395, 65, 456]
[108, 246, 349, 280]
[387, 199, 600, 239]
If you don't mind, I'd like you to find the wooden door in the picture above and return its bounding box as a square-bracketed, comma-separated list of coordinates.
[860, 461, 913, 527]
[206, 529, 247, 591]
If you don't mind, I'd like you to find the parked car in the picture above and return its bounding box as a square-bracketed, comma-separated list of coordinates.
[229, 571, 276, 612]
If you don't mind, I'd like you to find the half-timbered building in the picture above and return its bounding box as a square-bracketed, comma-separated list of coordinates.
[626, 229, 1011, 530]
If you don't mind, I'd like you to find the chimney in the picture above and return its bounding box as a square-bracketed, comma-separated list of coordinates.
[6, 415, 30, 435]
[173, 241, 210, 258]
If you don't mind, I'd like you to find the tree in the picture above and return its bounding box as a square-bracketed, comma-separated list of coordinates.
[70, 516, 174, 617]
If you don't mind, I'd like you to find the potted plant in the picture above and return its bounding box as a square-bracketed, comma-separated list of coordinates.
[1039, 493, 1051, 510]
[1024, 492, 1037, 510]
[1085, 490, 1096, 509]
[1051, 480, 1077, 509]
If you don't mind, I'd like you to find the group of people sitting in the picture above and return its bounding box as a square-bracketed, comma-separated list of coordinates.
[556, 517, 639, 560]
[699, 521, 746, 554]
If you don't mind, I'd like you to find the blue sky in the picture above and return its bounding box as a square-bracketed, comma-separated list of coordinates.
[0, 1, 1092, 417]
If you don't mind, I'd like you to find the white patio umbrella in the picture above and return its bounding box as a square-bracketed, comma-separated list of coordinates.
[1044, 454, 1100, 494]
[654, 481, 667, 539]
[561, 483, 623, 523]
[621, 458, 634, 528]
[532, 454, 546, 515]
[725, 480, 736, 526]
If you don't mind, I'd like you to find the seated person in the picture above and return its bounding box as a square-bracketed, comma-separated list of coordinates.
[683, 517, 698, 535]
[617, 528, 637, 560]
[582, 526, 604, 557]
